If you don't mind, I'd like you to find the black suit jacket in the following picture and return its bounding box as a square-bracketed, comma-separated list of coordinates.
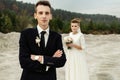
[19, 28, 66, 80]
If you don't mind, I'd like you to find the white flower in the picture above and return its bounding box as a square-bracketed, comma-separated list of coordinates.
[64, 36, 73, 44]
[64, 36, 73, 49]
[35, 36, 40, 47]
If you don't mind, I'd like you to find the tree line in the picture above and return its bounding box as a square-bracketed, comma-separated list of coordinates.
[0, 0, 120, 34]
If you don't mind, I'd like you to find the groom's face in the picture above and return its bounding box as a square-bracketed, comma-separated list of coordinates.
[34, 5, 52, 29]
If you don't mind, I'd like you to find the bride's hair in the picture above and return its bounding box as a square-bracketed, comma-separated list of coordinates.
[71, 18, 81, 25]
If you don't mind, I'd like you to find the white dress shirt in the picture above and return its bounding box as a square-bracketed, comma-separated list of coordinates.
[37, 25, 50, 71]
[37, 25, 49, 47]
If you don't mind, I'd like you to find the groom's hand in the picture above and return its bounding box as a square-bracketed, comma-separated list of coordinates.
[53, 50, 63, 58]
[31, 55, 43, 64]
[31, 55, 36, 61]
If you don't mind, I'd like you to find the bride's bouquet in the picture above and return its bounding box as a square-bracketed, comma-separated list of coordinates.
[64, 36, 73, 49]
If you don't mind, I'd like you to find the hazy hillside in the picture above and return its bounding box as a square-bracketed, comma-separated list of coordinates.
[0, 0, 120, 34]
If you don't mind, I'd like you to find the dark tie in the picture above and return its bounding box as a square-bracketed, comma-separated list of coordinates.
[40, 31, 46, 50]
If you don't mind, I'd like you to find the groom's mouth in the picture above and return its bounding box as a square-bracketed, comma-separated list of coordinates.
[42, 20, 47, 22]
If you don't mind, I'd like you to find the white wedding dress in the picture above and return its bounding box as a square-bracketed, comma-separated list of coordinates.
[65, 32, 89, 80]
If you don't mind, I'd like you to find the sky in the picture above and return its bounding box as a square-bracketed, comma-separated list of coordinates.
[16, 0, 120, 18]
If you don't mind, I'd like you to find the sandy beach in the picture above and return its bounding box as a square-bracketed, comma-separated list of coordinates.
[0, 32, 120, 80]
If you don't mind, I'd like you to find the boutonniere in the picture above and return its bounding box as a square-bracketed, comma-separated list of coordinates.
[35, 36, 40, 47]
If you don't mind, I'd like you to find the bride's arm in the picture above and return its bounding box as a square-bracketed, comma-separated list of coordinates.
[66, 43, 82, 50]
[66, 34, 86, 50]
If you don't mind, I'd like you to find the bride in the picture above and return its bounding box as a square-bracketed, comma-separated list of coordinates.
[64, 18, 89, 80]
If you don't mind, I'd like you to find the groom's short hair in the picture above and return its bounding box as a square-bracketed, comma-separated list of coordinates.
[34, 0, 52, 13]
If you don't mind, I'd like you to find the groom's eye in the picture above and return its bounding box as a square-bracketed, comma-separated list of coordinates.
[39, 12, 43, 15]
[45, 12, 50, 15]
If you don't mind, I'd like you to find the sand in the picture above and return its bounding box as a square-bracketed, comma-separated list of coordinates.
[0, 32, 120, 80]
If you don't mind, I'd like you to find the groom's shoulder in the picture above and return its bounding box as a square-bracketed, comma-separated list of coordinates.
[50, 30, 61, 37]
[21, 28, 36, 34]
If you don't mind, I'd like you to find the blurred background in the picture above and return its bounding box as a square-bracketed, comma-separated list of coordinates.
[0, 0, 120, 80]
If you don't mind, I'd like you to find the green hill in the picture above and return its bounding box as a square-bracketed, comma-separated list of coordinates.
[0, 0, 120, 34]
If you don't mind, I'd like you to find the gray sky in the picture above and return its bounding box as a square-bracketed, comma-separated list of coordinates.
[17, 0, 120, 18]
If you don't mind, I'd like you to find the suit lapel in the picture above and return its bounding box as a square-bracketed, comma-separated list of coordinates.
[33, 27, 40, 48]
[34, 27, 39, 37]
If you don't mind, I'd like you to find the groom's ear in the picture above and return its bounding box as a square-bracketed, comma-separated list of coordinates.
[34, 13, 37, 19]
[50, 14, 52, 20]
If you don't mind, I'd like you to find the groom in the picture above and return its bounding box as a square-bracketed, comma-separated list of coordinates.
[19, 1, 66, 80]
